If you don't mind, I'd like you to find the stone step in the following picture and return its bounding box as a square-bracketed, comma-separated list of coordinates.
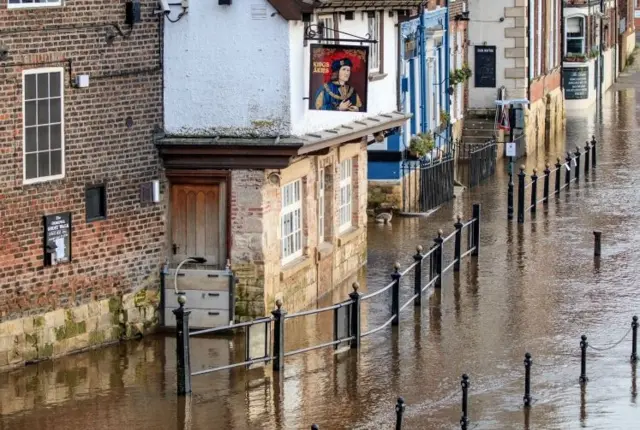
[463, 131, 495, 139]
[463, 123, 495, 131]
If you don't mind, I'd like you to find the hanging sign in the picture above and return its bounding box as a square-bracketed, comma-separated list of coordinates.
[309, 44, 369, 113]
[506, 142, 517, 157]
[43, 212, 72, 266]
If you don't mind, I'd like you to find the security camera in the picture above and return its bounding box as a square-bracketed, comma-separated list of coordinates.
[157, 0, 170, 14]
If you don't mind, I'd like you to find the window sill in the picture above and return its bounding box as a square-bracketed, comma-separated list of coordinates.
[8, 3, 63, 9]
[280, 255, 313, 281]
[337, 226, 363, 247]
[317, 242, 334, 261]
[368, 72, 388, 82]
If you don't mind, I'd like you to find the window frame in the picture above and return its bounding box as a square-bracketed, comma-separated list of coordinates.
[565, 16, 586, 56]
[317, 14, 336, 44]
[8, 0, 63, 9]
[22, 67, 65, 185]
[318, 167, 325, 244]
[338, 159, 353, 233]
[367, 11, 381, 73]
[281, 179, 304, 265]
[85, 184, 108, 223]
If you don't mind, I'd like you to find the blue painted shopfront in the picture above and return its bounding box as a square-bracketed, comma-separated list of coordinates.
[368, 7, 450, 181]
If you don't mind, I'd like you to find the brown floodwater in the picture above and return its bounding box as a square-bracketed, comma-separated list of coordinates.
[1, 73, 640, 429]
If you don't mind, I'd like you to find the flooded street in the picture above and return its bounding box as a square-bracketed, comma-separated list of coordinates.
[2, 74, 640, 429]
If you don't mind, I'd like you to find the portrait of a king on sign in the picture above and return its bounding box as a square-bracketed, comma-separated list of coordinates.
[309, 44, 369, 113]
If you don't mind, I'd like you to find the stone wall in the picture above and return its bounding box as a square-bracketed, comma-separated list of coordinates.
[524, 87, 565, 154]
[0, 287, 158, 370]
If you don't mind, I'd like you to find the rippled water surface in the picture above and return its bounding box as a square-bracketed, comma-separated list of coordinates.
[2, 74, 640, 429]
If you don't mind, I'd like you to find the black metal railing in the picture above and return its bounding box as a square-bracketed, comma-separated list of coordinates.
[401, 153, 455, 213]
[509, 135, 597, 223]
[171, 204, 482, 395]
[457, 139, 498, 188]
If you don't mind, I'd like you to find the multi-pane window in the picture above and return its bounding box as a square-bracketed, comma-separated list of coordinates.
[339, 159, 352, 233]
[281, 179, 303, 264]
[318, 168, 325, 243]
[566, 17, 586, 55]
[318, 15, 335, 43]
[23, 68, 64, 183]
[367, 12, 380, 72]
[8, 0, 61, 8]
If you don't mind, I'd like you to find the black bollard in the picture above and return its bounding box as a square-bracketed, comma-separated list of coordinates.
[580, 335, 588, 383]
[413, 246, 424, 306]
[395, 397, 405, 430]
[434, 230, 444, 288]
[311, 425, 319, 430]
[460, 374, 470, 430]
[174, 296, 192, 396]
[530, 169, 538, 214]
[565, 152, 571, 188]
[508, 160, 515, 220]
[349, 282, 361, 349]
[517, 166, 526, 223]
[574, 146, 581, 181]
[272, 300, 286, 371]
[391, 263, 401, 325]
[471, 203, 481, 256]
[543, 164, 551, 205]
[555, 157, 561, 195]
[584, 141, 590, 174]
[591, 135, 596, 168]
[593, 231, 602, 257]
[632, 316, 638, 362]
[524, 352, 532, 407]
[454, 215, 463, 271]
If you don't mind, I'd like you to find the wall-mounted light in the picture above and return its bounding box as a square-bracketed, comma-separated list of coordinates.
[268, 172, 281, 186]
[374, 132, 385, 142]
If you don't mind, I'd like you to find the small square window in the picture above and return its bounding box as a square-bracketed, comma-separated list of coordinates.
[86, 184, 107, 222]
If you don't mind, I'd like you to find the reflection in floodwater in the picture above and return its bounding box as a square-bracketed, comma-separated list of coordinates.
[2, 78, 640, 429]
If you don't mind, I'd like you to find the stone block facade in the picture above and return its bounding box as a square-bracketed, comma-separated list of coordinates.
[231, 140, 368, 318]
[0, 1, 164, 369]
[525, 69, 564, 154]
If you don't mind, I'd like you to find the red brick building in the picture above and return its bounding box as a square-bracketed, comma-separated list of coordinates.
[0, 0, 164, 368]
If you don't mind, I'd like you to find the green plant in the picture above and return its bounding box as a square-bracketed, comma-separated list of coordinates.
[409, 133, 435, 158]
[440, 109, 450, 125]
[627, 53, 635, 66]
[450, 64, 473, 85]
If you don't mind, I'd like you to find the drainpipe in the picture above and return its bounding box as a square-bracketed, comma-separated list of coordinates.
[560, 0, 565, 94]
[598, 0, 604, 107]
[527, 0, 533, 102]
[444, 3, 451, 143]
[419, 5, 428, 133]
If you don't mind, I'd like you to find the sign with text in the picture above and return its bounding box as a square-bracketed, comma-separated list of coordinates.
[309, 44, 369, 113]
[474, 46, 496, 88]
[43, 212, 72, 266]
[506, 142, 517, 157]
[563, 67, 589, 100]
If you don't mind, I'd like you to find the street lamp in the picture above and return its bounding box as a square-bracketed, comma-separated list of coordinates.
[174, 256, 207, 296]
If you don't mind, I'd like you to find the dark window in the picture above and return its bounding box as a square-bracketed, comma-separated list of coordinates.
[86, 185, 107, 222]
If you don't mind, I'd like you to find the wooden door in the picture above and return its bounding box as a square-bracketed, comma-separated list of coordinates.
[171, 184, 226, 268]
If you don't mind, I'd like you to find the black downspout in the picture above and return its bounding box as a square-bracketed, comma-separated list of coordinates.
[560, 0, 565, 93]
[527, 0, 531, 103]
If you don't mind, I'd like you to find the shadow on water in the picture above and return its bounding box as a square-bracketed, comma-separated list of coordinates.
[3, 76, 640, 429]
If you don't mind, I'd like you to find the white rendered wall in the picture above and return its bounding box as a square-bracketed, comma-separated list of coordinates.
[163, 1, 291, 137]
[564, 60, 596, 112]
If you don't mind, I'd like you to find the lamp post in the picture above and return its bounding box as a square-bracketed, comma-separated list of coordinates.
[174, 257, 207, 296]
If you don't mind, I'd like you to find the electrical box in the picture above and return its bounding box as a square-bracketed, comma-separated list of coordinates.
[125, 0, 142, 25]
[75, 74, 90, 88]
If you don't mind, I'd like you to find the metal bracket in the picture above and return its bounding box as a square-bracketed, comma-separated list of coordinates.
[304, 24, 377, 45]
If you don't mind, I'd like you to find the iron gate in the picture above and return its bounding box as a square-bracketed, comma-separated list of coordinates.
[401, 154, 454, 213]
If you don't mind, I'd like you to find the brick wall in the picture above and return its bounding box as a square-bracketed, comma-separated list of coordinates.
[0, 1, 164, 322]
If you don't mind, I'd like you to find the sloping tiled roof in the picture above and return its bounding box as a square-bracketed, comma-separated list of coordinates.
[315, 0, 424, 8]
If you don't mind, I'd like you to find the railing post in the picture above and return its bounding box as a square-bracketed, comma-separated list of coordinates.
[565, 152, 571, 188]
[523, 352, 532, 407]
[584, 141, 590, 174]
[395, 397, 405, 430]
[517, 166, 526, 224]
[391, 262, 401, 325]
[454, 215, 463, 271]
[574, 146, 581, 182]
[472, 203, 480, 256]
[530, 169, 538, 214]
[593, 231, 602, 257]
[174, 296, 192, 396]
[507, 157, 514, 220]
[272, 299, 286, 371]
[631, 315, 638, 362]
[543, 164, 550, 205]
[413, 246, 423, 306]
[591, 135, 597, 168]
[555, 157, 561, 195]
[348, 282, 361, 350]
[579, 334, 588, 383]
[460, 374, 470, 430]
[434, 230, 444, 288]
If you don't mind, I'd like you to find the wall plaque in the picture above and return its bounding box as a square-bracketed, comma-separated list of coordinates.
[43, 212, 72, 266]
[474, 46, 496, 88]
[563, 67, 589, 100]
